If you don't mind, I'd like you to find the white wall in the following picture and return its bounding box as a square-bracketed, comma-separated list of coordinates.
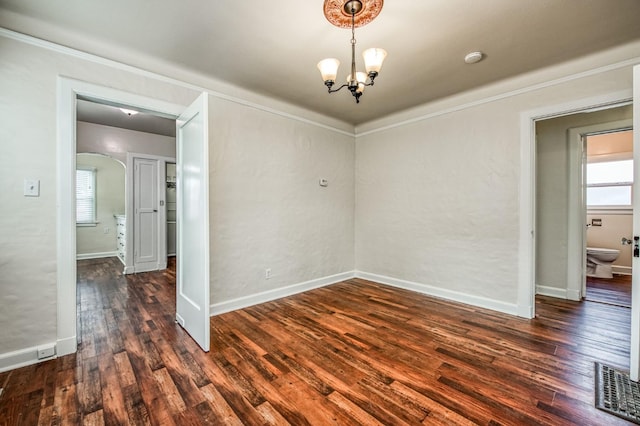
[355, 43, 640, 314]
[75, 153, 125, 257]
[209, 98, 355, 310]
[0, 32, 355, 367]
[77, 121, 176, 163]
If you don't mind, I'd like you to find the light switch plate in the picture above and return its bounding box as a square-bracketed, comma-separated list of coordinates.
[24, 179, 40, 197]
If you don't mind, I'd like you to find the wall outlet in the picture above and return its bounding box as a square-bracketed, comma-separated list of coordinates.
[265, 268, 272, 279]
[24, 179, 40, 197]
[37, 344, 56, 360]
[103, 227, 110, 234]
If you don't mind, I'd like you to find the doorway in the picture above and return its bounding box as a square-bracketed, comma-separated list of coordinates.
[584, 129, 634, 306]
[57, 77, 211, 356]
[534, 105, 632, 303]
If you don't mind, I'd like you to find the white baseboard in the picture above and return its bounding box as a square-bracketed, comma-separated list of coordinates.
[536, 285, 568, 299]
[613, 265, 632, 276]
[211, 271, 356, 315]
[56, 336, 77, 357]
[355, 271, 520, 316]
[0, 342, 57, 373]
[76, 251, 118, 260]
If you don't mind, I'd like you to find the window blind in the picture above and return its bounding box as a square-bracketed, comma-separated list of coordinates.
[76, 168, 96, 223]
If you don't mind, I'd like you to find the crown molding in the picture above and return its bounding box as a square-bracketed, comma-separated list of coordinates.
[356, 47, 640, 137]
[0, 27, 355, 137]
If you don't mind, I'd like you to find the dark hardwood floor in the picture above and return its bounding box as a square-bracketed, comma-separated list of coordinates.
[585, 274, 632, 308]
[0, 257, 634, 425]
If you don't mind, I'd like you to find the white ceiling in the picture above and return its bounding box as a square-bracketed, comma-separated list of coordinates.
[2, 0, 640, 126]
[76, 99, 176, 137]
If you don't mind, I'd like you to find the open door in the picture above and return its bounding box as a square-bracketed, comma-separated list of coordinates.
[175, 93, 210, 351]
[631, 64, 640, 380]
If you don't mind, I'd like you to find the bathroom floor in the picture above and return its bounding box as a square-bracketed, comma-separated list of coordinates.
[586, 274, 631, 308]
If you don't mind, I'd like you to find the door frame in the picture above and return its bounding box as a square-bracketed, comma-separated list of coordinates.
[567, 120, 633, 301]
[56, 76, 188, 356]
[518, 89, 632, 320]
[126, 152, 176, 274]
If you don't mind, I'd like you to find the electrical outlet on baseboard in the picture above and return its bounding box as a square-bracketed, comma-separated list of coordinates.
[37, 344, 56, 360]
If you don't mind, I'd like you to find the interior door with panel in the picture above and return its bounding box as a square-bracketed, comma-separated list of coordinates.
[133, 157, 159, 272]
[176, 93, 210, 352]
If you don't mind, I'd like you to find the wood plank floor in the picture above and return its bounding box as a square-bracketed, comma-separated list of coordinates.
[0, 257, 633, 425]
[585, 274, 631, 308]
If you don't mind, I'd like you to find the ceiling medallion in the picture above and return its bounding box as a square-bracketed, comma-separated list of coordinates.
[323, 0, 383, 29]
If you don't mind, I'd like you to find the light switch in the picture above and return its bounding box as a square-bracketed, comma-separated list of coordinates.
[24, 179, 40, 197]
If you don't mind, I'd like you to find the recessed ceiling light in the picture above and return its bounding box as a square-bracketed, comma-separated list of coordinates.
[464, 51, 484, 64]
[119, 108, 139, 116]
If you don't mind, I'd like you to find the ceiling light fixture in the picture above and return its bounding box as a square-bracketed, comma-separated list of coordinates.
[464, 51, 484, 64]
[119, 108, 139, 116]
[317, 0, 386, 104]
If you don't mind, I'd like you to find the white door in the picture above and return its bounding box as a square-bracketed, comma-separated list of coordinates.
[631, 64, 640, 380]
[134, 157, 159, 272]
[176, 93, 210, 352]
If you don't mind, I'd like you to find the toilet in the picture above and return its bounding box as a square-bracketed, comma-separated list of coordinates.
[586, 247, 620, 279]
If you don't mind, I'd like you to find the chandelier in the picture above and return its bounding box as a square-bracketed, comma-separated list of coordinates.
[317, 0, 387, 103]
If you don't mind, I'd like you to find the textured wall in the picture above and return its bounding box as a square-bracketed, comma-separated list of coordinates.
[209, 98, 355, 303]
[356, 65, 636, 308]
[356, 104, 520, 303]
[75, 153, 125, 256]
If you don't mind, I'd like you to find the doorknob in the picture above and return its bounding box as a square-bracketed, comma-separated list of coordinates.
[153, 209, 158, 212]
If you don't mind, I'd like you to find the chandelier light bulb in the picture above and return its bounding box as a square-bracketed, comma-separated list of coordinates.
[363, 48, 387, 74]
[317, 58, 340, 84]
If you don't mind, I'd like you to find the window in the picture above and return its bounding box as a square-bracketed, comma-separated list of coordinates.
[76, 167, 97, 225]
[586, 159, 633, 208]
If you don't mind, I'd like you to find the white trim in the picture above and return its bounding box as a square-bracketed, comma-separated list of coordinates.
[76, 251, 118, 260]
[211, 271, 356, 316]
[631, 64, 640, 381]
[355, 271, 520, 317]
[536, 285, 569, 299]
[518, 109, 536, 318]
[0, 27, 353, 138]
[0, 343, 57, 373]
[613, 265, 633, 275]
[588, 208, 633, 215]
[57, 77, 187, 358]
[56, 336, 76, 359]
[519, 90, 633, 320]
